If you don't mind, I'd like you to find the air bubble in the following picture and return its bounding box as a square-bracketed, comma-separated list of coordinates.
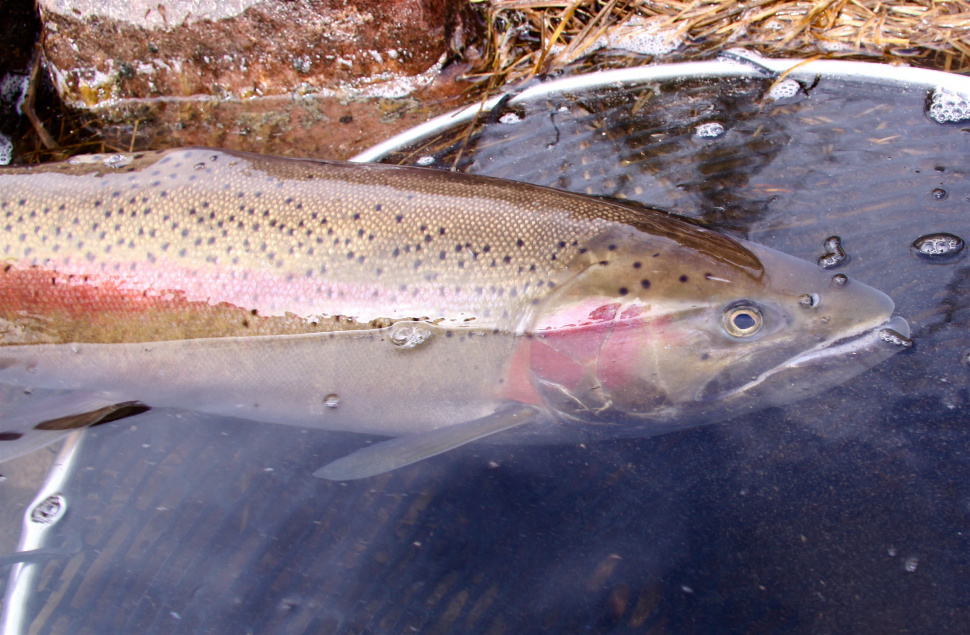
[818, 236, 848, 269]
[498, 113, 521, 125]
[102, 154, 132, 169]
[912, 233, 964, 262]
[388, 322, 433, 349]
[931, 188, 948, 200]
[927, 88, 970, 124]
[324, 394, 340, 408]
[832, 274, 848, 286]
[194, 162, 207, 170]
[695, 122, 725, 138]
[961, 348, 970, 369]
[30, 494, 64, 525]
[903, 556, 919, 572]
[799, 293, 820, 308]
[767, 79, 800, 101]
[415, 156, 435, 166]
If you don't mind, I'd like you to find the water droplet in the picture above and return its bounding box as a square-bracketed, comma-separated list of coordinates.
[799, 293, 820, 308]
[767, 79, 800, 101]
[694, 122, 725, 138]
[415, 156, 435, 166]
[911, 232, 965, 262]
[903, 556, 919, 572]
[102, 154, 132, 169]
[926, 87, 970, 124]
[323, 394, 340, 408]
[880, 328, 914, 348]
[831, 274, 848, 286]
[388, 322, 433, 349]
[30, 494, 64, 525]
[817, 236, 848, 269]
[931, 187, 948, 200]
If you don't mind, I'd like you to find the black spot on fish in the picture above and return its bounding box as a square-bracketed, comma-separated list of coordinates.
[608, 244, 617, 251]
[439, 251, 446, 260]
[633, 262, 642, 268]
[439, 227, 446, 235]
[516, 238, 525, 247]
[700, 353, 710, 361]
[339, 115, 353, 124]
[679, 275, 689, 283]
[599, 260, 609, 266]
[392, 247, 400, 258]
[641, 279, 651, 289]
[396, 214, 404, 223]
[347, 252, 354, 259]
[414, 260, 421, 269]
[503, 255, 512, 264]
[353, 213, 361, 221]
[619, 287, 629, 296]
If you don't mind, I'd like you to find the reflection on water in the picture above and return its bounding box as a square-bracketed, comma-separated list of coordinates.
[2, 69, 970, 632]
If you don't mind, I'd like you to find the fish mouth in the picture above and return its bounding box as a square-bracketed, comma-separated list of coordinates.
[711, 315, 911, 402]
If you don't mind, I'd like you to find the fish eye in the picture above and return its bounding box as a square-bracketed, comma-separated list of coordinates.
[723, 303, 763, 338]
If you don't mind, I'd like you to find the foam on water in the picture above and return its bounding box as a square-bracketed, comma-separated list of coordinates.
[0, 135, 12, 166]
[927, 88, 970, 124]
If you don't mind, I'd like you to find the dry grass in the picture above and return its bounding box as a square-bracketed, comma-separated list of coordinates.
[465, 0, 970, 88]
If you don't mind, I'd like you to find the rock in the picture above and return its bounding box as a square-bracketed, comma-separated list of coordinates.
[36, 0, 474, 159]
[40, 0, 458, 106]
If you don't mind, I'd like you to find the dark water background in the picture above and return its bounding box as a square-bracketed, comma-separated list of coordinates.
[2, 69, 969, 633]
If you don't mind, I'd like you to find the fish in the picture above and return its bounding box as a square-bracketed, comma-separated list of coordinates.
[0, 148, 910, 479]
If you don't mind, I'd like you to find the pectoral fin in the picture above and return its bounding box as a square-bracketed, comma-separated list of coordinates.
[0, 391, 149, 464]
[314, 405, 540, 481]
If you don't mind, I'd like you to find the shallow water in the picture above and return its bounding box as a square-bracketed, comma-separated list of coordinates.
[2, 69, 969, 633]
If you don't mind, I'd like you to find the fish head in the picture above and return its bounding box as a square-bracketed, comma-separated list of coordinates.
[524, 224, 910, 436]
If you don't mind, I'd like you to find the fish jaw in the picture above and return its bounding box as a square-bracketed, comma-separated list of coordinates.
[521, 227, 909, 435]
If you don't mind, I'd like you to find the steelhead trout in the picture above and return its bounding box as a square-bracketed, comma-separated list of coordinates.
[0, 148, 909, 479]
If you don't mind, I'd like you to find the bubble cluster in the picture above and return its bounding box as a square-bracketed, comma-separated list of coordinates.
[926, 88, 970, 124]
[695, 122, 725, 138]
[879, 328, 913, 348]
[767, 79, 800, 101]
[609, 17, 683, 56]
[911, 232, 965, 262]
[818, 236, 848, 269]
[0, 134, 11, 166]
[415, 156, 435, 166]
[0, 73, 27, 114]
[498, 112, 522, 125]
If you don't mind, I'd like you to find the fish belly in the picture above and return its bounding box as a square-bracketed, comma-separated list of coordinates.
[0, 324, 520, 436]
